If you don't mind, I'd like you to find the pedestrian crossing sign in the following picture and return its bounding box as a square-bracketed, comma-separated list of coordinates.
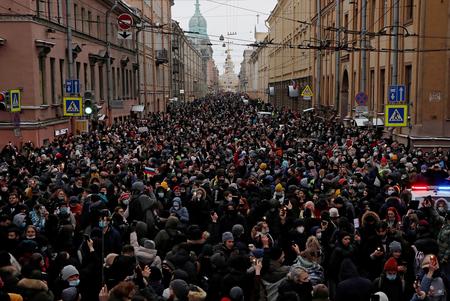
[301, 85, 314, 97]
[63, 97, 82, 116]
[385, 104, 408, 127]
[10, 89, 21, 112]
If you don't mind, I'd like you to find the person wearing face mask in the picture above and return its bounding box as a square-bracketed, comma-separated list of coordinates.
[372, 257, 405, 301]
[435, 199, 448, 217]
[169, 197, 189, 224]
[287, 219, 308, 254]
[53, 264, 81, 300]
[273, 184, 285, 205]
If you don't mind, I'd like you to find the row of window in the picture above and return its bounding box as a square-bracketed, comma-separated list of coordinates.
[37, 0, 105, 40]
[39, 56, 137, 105]
[318, 64, 412, 113]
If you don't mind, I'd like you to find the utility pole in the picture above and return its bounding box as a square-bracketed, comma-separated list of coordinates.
[392, 0, 400, 85]
[316, 0, 321, 107]
[66, 0, 73, 79]
[360, 0, 367, 93]
[335, 0, 341, 114]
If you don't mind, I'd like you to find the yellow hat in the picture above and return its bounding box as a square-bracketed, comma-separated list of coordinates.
[259, 163, 267, 170]
[161, 181, 169, 190]
[275, 183, 284, 192]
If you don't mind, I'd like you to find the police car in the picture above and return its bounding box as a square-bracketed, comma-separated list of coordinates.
[410, 185, 450, 209]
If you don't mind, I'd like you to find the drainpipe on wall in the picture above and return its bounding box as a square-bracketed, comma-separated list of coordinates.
[335, 0, 341, 115]
[105, 0, 118, 125]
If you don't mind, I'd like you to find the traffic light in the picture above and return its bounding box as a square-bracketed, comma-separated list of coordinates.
[84, 91, 93, 115]
[0, 91, 8, 111]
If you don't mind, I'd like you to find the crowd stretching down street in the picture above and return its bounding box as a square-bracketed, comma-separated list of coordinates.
[0, 94, 450, 301]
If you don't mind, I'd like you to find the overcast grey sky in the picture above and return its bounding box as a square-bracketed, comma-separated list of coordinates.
[172, 0, 277, 75]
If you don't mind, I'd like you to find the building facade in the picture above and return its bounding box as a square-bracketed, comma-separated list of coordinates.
[171, 21, 205, 102]
[267, 0, 450, 145]
[267, 0, 314, 111]
[207, 59, 220, 94]
[128, 0, 173, 114]
[219, 49, 239, 93]
[243, 24, 269, 102]
[0, 0, 139, 147]
[238, 49, 253, 93]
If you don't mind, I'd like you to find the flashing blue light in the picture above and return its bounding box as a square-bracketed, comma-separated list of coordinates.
[438, 186, 450, 191]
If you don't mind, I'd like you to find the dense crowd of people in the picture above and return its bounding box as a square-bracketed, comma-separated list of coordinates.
[0, 94, 449, 301]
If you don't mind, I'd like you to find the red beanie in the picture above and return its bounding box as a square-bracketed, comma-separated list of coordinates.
[384, 257, 398, 272]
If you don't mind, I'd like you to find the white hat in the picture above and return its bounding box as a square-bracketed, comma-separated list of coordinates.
[329, 208, 340, 218]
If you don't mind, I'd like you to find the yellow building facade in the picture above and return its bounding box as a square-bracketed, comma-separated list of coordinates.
[267, 0, 450, 146]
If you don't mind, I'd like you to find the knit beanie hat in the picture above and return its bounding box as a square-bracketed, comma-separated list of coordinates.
[229, 286, 244, 301]
[61, 287, 78, 301]
[161, 181, 169, 190]
[170, 279, 190, 299]
[222, 232, 234, 243]
[384, 257, 398, 272]
[61, 265, 79, 281]
[275, 183, 284, 192]
[231, 224, 244, 238]
[389, 241, 402, 252]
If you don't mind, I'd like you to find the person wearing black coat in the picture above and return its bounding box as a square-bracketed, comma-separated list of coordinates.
[276, 266, 313, 301]
[335, 258, 372, 301]
[372, 257, 405, 301]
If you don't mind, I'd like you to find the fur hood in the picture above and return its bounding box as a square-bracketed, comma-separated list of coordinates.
[361, 210, 380, 226]
[17, 278, 49, 291]
[188, 285, 207, 301]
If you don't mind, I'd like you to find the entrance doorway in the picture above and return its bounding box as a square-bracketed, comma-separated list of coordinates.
[341, 70, 349, 117]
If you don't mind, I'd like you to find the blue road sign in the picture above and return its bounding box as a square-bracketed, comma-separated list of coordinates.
[65, 79, 80, 94]
[63, 97, 82, 116]
[385, 104, 408, 127]
[388, 85, 406, 103]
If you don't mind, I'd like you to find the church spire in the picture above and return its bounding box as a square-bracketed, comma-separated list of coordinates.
[195, 0, 200, 14]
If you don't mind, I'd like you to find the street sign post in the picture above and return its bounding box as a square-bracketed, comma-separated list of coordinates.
[10, 89, 21, 112]
[385, 104, 408, 127]
[117, 13, 133, 31]
[63, 97, 83, 116]
[388, 85, 406, 103]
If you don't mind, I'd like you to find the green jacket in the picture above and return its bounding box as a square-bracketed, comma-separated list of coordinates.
[437, 223, 450, 262]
